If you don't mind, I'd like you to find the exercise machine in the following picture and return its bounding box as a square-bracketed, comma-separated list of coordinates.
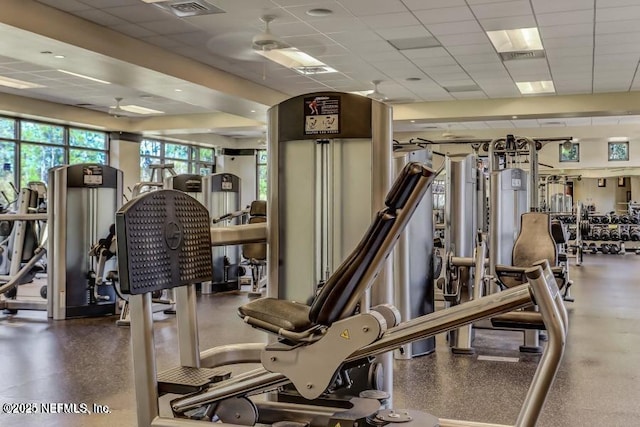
[115, 162, 567, 427]
[0, 185, 48, 314]
[48, 164, 122, 319]
[166, 173, 244, 293]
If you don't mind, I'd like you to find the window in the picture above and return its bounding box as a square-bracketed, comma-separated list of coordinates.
[21, 121, 64, 145]
[139, 138, 216, 181]
[20, 144, 65, 187]
[0, 140, 16, 202]
[608, 141, 629, 161]
[559, 142, 579, 162]
[257, 150, 267, 201]
[0, 117, 109, 189]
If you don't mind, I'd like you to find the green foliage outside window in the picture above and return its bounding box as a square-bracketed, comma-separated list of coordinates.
[21, 121, 64, 145]
[198, 147, 214, 162]
[257, 149, 267, 201]
[140, 139, 162, 157]
[20, 144, 65, 188]
[165, 143, 190, 160]
[608, 141, 629, 161]
[69, 149, 106, 165]
[0, 141, 15, 203]
[69, 129, 107, 149]
[0, 118, 15, 139]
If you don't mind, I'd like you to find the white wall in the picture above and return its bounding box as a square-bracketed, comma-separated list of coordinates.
[109, 137, 140, 198]
[217, 154, 257, 208]
[574, 178, 630, 213]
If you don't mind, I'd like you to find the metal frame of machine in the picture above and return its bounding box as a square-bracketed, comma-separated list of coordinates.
[116, 181, 567, 427]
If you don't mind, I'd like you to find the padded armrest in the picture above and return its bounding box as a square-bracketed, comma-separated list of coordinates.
[238, 298, 312, 333]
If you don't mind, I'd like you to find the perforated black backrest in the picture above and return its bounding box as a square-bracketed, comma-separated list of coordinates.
[513, 212, 557, 268]
[116, 189, 213, 295]
[550, 220, 567, 244]
[309, 162, 434, 326]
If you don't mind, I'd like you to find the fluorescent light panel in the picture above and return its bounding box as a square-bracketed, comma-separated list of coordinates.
[487, 28, 543, 53]
[256, 48, 337, 75]
[0, 76, 45, 89]
[57, 69, 111, 84]
[117, 104, 164, 115]
[516, 80, 555, 94]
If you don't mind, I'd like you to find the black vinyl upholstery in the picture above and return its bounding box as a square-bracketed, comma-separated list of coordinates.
[551, 220, 568, 244]
[238, 162, 434, 335]
[115, 190, 213, 295]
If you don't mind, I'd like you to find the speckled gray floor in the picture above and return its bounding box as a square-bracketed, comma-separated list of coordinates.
[0, 255, 639, 426]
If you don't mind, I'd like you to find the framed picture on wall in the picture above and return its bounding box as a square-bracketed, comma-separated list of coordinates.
[618, 176, 626, 187]
[598, 178, 606, 187]
[608, 141, 629, 161]
[559, 142, 579, 162]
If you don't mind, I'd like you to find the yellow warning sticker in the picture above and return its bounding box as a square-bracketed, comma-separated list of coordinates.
[340, 329, 350, 340]
[334, 423, 341, 427]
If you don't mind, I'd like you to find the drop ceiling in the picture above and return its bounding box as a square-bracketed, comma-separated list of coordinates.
[0, 0, 639, 138]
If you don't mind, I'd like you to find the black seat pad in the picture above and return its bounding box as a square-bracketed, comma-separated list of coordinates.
[238, 298, 312, 332]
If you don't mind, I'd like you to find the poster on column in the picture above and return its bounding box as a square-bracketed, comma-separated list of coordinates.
[304, 95, 340, 135]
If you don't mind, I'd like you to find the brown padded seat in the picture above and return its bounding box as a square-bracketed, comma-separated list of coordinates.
[238, 298, 311, 332]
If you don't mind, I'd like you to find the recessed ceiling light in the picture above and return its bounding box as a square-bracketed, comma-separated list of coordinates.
[174, 88, 182, 92]
[512, 115, 518, 119]
[0, 76, 45, 89]
[251, 110, 256, 113]
[516, 80, 555, 94]
[487, 28, 543, 53]
[306, 8, 333, 17]
[54, 55, 65, 59]
[410, 120, 416, 123]
[256, 47, 337, 75]
[110, 104, 164, 115]
[57, 69, 111, 84]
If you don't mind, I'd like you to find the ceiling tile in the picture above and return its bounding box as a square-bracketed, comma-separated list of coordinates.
[327, 30, 382, 44]
[596, 19, 640, 34]
[340, 0, 408, 16]
[402, 0, 467, 9]
[427, 20, 484, 36]
[540, 23, 594, 39]
[455, 53, 502, 65]
[412, 56, 458, 67]
[401, 47, 452, 59]
[414, 6, 475, 25]
[597, 5, 640, 22]
[169, 32, 212, 47]
[139, 35, 185, 49]
[532, 0, 594, 13]
[79, 0, 136, 7]
[108, 23, 157, 38]
[359, 12, 421, 28]
[375, 26, 433, 40]
[596, 32, 640, 45]
[268, 21, 319, 37]
[471, 1, 533, 19]
[308, 17, 368, 33]
[543, 36, 593, 48]
[139, 19, 199, 35]
[39, 0, 93, 12]
[447, 43, 497, 54]
[537, 9, 594, 26]
[101, 4, 173, 23]
[73, 9, 129, 26]
[438, 33, 489, 46]
[451, 91, 488, 99]
[478, 15, 537, 31]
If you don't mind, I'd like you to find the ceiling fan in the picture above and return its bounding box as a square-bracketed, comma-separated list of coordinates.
[252, 15, 289, 52]
[367, 80, 388, 101]
[108, 97, 130, 118]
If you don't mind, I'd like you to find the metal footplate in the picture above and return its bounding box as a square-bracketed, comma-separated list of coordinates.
[158, 366, 231, 395]
[262, 313, 387, 400]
